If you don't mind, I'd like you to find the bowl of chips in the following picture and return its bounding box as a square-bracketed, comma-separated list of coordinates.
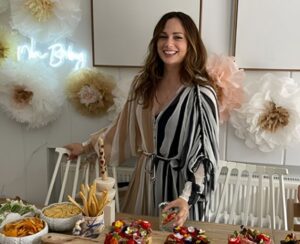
[0, 216, 48, 244]
[40, 202, 82, 232]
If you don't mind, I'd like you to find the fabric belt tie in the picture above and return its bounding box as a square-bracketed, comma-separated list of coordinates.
[140, 150, 180, 183]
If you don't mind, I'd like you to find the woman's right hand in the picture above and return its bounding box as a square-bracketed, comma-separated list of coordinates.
[64, 143, 84, 160]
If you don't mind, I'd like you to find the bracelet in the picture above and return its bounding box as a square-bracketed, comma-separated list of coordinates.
[81, 141, 91, 154]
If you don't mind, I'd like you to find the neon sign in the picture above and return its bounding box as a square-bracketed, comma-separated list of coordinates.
[17, 39, 87, 70]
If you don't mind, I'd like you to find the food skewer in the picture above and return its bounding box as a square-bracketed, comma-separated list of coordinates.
[98, 137, 108, 180]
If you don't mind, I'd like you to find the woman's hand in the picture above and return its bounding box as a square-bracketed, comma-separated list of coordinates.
[163, 198, 189, 227]
[64, 143, 84, 160]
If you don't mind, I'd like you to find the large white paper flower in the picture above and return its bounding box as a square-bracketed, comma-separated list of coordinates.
[0, 26, 20, 65]
[0, 0, 9, 14]
[207, 54, 245, 123]
[0, 60, 64, 128]
[10, 0, 81, 43]
[230, 73, 300, 152]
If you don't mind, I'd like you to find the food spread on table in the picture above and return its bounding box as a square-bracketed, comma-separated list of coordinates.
[67, 182, 109, 238]
[43, 202, 81, 218]
[280, 233, 300, 244]
[0, 198, 36, 227]
[228, 226, 272, 244]
[164, 225, 210, 243]
[68, 182, 109, 218]
[1, 216, 44, 237]
[104, 219, 152, 243]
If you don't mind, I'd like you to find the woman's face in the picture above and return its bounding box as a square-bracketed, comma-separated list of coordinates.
[157, 18, 188, 68]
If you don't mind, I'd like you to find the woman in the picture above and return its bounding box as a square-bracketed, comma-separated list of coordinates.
[65, 11, 219, 226]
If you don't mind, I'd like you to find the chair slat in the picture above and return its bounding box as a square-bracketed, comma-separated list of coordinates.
[59, 159, 71, 202]
[45, 148, 69, 206]
[71, 156, 81, 199]
[210, 160, 288, 230]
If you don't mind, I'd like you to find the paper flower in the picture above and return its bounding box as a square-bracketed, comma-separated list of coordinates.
[207, 54, 245, 123]
[230, 73, 300, 152]
[0, 60, 64, 128]
[10, 0, 81, 43]
[0, 0, 9, 14]
[65, 68, 116, 117]
[0, 26, 19, 65]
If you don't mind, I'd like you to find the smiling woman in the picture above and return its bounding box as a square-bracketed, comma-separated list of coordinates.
[65, 11, 219, 227]
[91, 0, 200, 66]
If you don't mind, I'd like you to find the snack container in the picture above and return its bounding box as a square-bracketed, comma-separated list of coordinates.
[0, 217, 48, 244]
[96, 188, 116, 202]
[73, 213, 105, 238]
[94, 177, 115, 192]
[159, 202, 179, 232]
[40, 202, 82, 232]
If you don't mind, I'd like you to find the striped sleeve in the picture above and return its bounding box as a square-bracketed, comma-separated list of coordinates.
[182, 85, 219, 205]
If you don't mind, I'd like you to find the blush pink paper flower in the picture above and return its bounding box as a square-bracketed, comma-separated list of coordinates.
[207, 54, 245, 123]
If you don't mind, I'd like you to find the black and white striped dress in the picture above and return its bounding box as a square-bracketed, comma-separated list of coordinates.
[150, 84, 219, 220]
[103, 83, 219, 220]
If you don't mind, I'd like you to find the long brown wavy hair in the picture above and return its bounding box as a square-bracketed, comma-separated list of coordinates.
[131, 11, 214, 108]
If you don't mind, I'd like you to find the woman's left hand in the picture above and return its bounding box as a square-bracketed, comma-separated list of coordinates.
[163, 198, 189, 227]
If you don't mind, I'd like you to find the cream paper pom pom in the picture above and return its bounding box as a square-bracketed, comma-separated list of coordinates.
[230, 73, 300, 152]
[65, 68, 116, 117]
[0, 60, 64, 128]
[10, 0, 81, 43]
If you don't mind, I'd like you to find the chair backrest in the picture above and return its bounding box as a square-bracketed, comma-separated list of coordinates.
[207, 160, 288, 230]
[45, 147, 99, 206]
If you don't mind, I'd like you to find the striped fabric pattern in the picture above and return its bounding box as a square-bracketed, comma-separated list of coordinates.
[153, 85, 219, 220]
[102, 83, 219, 220]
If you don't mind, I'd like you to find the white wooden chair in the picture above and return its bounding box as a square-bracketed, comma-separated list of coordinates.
[45, 148, 124, 213]
[45, 147, 100, 206]
[206, 160, 288, 230]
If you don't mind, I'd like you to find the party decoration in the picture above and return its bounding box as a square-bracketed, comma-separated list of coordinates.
[0, 26, 19, 65]
[10, 0, 81, 43]
[0, 0, 9, 14]
[206, 54, 245, 123]
[17, 38, 87, 70]
[230, 73, 300, 152]
[0, 60, 64, 128]
[65, 68, 115, 117]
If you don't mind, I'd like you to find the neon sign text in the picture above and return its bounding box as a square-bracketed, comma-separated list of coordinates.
[17, 39, 86, 70]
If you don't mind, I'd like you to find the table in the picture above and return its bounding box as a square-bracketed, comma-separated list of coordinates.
[41, 212, 299, 243]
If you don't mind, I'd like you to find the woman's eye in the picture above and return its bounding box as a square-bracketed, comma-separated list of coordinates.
[159, 35, 167, 39]
[174, 36, 183, 40]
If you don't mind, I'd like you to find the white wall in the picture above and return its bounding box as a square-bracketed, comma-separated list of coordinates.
[0, 0, 299, 206]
